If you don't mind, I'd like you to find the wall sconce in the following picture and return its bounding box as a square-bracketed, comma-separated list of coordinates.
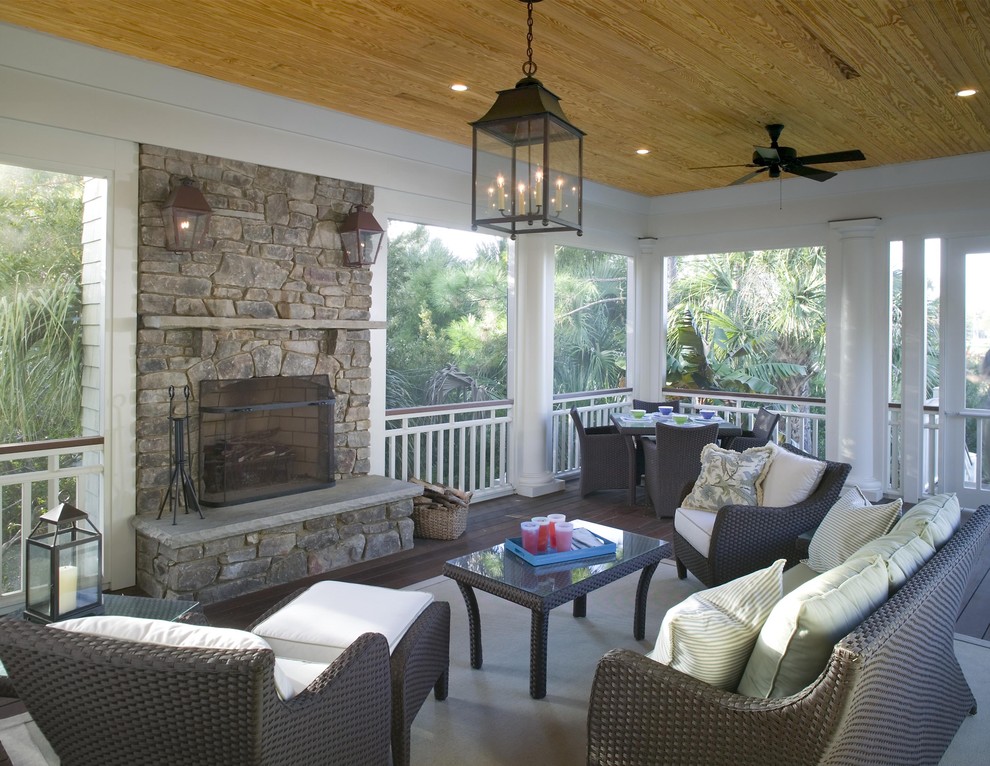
[163, 177, 212, 252]
[339, 204, 385, 266]
[471, 0, 584, 239]
[24, 498, 103, 623]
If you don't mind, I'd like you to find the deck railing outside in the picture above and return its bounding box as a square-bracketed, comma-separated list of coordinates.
[383, 400, 514, 500]
[0, 438, 104, 610]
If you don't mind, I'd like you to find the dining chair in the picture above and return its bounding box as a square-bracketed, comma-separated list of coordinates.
[722, 407, 780, 451]
[642, 421, 719, 518]
[569, 406, 633, 497]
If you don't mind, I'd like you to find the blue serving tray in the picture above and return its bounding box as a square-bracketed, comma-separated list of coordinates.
[504, 528, 617, 566]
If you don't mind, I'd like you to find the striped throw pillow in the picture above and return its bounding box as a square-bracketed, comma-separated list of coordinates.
[805, 489, 902, 573]
[647, 558, 785, 691]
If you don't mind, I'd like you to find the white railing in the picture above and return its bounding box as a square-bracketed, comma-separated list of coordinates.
[0, 438, 104, 610]
[383, 401, 513, 500]
[885, 405, 941, 497]
[662, 389, 827, 457]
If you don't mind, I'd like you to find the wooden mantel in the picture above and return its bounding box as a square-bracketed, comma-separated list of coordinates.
[143, 316, 387, 331]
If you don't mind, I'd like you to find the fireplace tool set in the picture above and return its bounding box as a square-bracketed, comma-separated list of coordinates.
[158, 385, 203, 524]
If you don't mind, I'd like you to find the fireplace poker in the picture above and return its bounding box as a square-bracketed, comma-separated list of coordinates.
[158, 384, 204, 524]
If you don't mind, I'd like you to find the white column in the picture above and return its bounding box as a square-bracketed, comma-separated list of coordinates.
[630, 237, 664, 399]
[899, 237, 927, 502]
[827, 217, 884, 499]
[511, 236, 565, 497]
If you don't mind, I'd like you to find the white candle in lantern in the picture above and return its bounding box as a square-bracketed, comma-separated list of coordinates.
[518, 183, 527, 214]
[554, 178, 565, 215]
[59, 564, 78, 614]
[496, 174, 506, 210]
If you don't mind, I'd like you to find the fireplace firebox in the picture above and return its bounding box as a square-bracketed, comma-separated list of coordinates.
[198, 376, 335, 507]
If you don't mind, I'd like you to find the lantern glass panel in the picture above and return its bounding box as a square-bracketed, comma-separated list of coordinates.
[472, 115, 581, 236]
[25, 522, 102, 622]
[341, 229, 383, 266]
[26, 536, 55, 620]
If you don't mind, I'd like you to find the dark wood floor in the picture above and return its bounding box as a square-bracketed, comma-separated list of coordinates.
[202, 480, 990, 642]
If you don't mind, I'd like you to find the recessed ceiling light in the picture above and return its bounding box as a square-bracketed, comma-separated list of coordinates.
[451, 84, 469, 92]
[636, 148, 650, 155]
[956, 88, 977, 97]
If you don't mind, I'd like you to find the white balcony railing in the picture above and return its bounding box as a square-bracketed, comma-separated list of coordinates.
[383, 390, 946, 506]
[383, 401, 514, 500]
[0, 438, 104, 611]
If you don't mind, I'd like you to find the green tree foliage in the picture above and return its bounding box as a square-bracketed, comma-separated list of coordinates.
[553, 247, 627, 394]
[386, 226, 508, 408]
[665, 248, 825, 397]
[0, 164, 84, 443]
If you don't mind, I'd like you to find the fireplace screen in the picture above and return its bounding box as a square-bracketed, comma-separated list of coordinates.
[199, 376, 335, 507]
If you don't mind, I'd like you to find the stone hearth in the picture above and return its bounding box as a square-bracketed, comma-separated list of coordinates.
[131, 476, 420, 603]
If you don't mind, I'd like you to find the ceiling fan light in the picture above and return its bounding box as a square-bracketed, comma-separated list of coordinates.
[956, 88, 977, 97]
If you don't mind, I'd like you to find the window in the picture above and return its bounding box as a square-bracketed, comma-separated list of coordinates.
[385, 222, 508, 408]
[553, 246, 628, 394]
[0, 162, 106, 600]
[664, 247, 826, 398]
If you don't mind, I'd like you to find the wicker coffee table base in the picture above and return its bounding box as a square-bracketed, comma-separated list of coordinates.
[443, 552, 666, 699]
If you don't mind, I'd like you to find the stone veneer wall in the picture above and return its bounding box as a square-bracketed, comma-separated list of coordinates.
[136, 145, 376, 515]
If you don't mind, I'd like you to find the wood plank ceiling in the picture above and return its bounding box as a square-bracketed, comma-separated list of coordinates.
[2, 0, 989, 197]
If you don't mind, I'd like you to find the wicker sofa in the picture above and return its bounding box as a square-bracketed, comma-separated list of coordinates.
[587, 502, 990, 766]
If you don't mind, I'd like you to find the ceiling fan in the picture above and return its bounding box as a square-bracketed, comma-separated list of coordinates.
[694, 124, 866, 185]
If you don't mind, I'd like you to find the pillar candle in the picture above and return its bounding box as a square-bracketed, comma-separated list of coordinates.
[59, 564, 78, 614]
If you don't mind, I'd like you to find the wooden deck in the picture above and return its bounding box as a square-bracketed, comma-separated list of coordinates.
[202, 480, 990, 642]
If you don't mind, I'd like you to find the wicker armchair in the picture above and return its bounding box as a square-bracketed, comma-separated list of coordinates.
[570, 406, 634, 497]
[642, 422, 719, 518]
[587, 504, 990, 766]
[0, 618, 393, 766]
[722, 406, 780, 451]
[674, 445, 851, 586]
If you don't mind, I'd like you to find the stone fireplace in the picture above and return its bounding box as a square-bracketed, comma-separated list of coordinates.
[199, 375, 336, 506]
[130, 145, 419, 603]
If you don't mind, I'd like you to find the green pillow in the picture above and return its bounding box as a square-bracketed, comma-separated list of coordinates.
[681, 443, 774, 513]
[890, 493, 960, 548]
[805, 489, 902, 573]
[648, 559, 785, 691]
[737, 554, 888, 698]
[847, 529, 935, 592]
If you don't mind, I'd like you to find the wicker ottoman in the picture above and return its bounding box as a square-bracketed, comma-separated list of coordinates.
[251, 581, 450, 766]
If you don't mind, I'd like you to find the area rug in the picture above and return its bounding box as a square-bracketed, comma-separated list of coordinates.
[405, 564, 990, 766]
[2, 563, 987, 764]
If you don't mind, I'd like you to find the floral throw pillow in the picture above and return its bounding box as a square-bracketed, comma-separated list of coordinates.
[682, 443, 775, 513]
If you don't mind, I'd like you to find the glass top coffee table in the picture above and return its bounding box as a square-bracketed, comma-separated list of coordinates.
[441, 520, 670, 699]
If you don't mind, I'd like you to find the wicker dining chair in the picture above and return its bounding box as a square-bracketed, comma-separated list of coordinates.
[722, 406, 780, 451]
[570, 406, 634, 497]
[631, 398, 680, 414]
[641, 421, 720, 518]
[0, 618, 394, 766]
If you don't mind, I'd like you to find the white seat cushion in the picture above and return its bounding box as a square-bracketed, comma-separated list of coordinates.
[674, 506, 718, 558]
[52, 615, 299, 700]
[647, 559, 785, 691]
[252, 581, 433, 664]
[760, 443, 827, 507]
[273, 657, 332, 699]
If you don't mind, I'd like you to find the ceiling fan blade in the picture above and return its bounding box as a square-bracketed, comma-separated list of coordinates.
[754, 146, 780, 161]
[689, 163, 756, 170]
[795, 149, 865, 165]
[787, 164, 837, 182]
[729, 168, 768, 186]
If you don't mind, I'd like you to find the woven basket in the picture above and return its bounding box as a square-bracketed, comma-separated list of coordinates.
[412, 503, 468, 540]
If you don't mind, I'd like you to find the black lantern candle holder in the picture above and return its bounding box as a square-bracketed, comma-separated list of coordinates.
[24, 499, 103, 623]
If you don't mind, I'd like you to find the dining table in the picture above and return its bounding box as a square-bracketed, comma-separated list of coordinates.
[609, 411, 743, 505]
